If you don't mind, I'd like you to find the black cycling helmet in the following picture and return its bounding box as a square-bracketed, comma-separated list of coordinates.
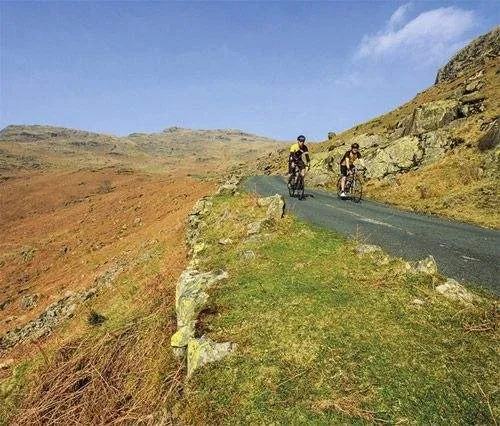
[351, 143, 360, 149]
[297, 135, 306, 143]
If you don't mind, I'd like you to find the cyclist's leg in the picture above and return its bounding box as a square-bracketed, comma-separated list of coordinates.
[287, 159, 294, 185]
[340, 165, 347, 191]
[298, 160, 306, 177]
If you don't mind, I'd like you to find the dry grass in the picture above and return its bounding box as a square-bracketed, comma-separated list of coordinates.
[365, 146, 500, 228]
[9, 302, 183, 425]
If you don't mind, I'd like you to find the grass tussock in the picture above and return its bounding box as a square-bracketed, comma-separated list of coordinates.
[11, 314, 183, 425]
[2, 240, 187, 425]
[180, 192, 499, 424]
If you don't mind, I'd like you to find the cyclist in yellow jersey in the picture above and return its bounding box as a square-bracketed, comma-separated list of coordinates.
[288, 135, 310, 186]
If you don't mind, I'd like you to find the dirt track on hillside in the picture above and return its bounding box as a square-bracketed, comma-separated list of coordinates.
[0, 169, 214, 339]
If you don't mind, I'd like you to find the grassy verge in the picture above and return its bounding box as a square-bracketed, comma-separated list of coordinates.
[181, 192, 499, 424]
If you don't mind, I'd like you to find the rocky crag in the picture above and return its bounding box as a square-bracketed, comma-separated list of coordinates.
[435, 26, 499, 84]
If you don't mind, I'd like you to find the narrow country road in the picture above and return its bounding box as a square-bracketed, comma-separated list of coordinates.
[244, 175, 500, 296]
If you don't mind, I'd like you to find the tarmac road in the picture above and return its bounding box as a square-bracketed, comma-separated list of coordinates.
[244, 175, 500, 296]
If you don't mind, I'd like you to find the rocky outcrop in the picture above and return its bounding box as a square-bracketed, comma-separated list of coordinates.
[396, 100, 460, 137]
[0, 262, 124, 351]
[435, 279, 476, 303]
[187, 337, 236, 377]
[367, 136, 422, 179]
[171, 184, 238, 374]
[478, 118, 500, 151]
[246, 195, 285, 236]
[258, 194, 285, 220]
[216, 176, 240, 195]
[170, 268, 228, 348]
[435, 26, 499, 84]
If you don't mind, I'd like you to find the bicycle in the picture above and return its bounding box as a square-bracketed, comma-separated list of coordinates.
[288, 164, 305, 200]
[337, 166, 364, 203]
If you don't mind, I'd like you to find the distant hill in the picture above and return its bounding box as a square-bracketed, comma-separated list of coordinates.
[0, 124, 286, 177]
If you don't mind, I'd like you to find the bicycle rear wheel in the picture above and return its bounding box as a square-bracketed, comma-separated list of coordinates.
[350, 177, 363, 203]
[296, 175, 305, 200]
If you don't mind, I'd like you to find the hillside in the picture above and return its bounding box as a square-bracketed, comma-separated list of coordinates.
[0, 124, 286, 178]
[1, 25, 498, 426]
[255, 26, 500, 228]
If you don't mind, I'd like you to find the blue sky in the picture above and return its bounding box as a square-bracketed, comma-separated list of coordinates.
[1, 1, 498, 141]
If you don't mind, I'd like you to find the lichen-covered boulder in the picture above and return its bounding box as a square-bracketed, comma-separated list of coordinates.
[309, 151, 335, 173]
[308, 172, 331, 187]
[171, 268, 228, 348]
[435, 279, 475, 303]
[187, 336, 236, 377]
[366, 136, 421, 179]
[401, 100, 459, 136]
[413, 255, 438, 275]
[216, 176, 240, 195]
[265, 195, 285, 220]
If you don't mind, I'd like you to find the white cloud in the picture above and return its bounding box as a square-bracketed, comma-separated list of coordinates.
[388, 2, 413, 31]
[356, 6, 476, 64]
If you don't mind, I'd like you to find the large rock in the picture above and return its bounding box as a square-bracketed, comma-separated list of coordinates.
[257, 194, 285, 220]
[171, 268, 228, 348]
[435, 279, 475, 303]
[216, 176, 240, 195]
[401, 100, 460, 136]
[266, 195, 285, 220]
[435, 26, 499, 84]
[366, 136, 421, 179]
[309, 151, 336, 173]
[478, 118, 500, 151]
[187, 336, 236, 377]
[419, 129, 464, 166]
[413, 255, 438, 275]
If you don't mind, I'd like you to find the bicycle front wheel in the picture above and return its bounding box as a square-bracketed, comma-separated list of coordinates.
[288, 180, 295, 197]
[351, 177, 363, 203]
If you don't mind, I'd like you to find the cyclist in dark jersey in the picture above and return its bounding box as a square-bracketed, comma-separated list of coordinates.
[339, 143, 365, 197]
[288, 135, 310, 186]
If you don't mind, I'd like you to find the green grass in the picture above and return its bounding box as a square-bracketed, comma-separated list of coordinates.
[182, 193, 499, 424]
